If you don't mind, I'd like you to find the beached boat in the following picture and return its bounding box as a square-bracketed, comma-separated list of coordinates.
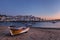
[8, 26, 30, 35]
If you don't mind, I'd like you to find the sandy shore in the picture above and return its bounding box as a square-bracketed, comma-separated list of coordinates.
[0, 26, 60, 40]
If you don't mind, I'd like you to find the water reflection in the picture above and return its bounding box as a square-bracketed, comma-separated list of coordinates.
[0, 22, 60, 28]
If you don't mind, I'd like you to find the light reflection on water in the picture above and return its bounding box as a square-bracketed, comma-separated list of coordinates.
[32, 22, 60, 28]
[0, 22, 60, 28]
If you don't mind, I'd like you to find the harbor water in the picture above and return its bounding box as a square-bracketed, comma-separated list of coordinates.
[0, 21, 60, 28]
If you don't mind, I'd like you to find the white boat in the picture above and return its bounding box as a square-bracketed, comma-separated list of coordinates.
[8, 26, 30, 36]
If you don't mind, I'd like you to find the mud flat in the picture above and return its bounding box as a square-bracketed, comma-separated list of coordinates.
[0, 26, 60, 40]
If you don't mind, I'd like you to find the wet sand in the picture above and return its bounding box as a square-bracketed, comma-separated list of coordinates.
[0, 26, 60, 40]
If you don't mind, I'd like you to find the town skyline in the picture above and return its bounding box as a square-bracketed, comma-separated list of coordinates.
[0, 14, 60, 20]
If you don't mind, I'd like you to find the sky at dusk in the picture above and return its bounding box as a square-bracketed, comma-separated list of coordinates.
[0, 0, 60, 19]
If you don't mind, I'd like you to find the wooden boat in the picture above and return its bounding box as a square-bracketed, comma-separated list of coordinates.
[8, 26, 30, 35]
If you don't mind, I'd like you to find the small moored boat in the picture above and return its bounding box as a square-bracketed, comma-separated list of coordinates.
[8, 26, 30, 35]
[52, 21, 56, 23]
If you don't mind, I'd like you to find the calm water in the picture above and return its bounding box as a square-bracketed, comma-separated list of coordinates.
[0, 22, 60, 28]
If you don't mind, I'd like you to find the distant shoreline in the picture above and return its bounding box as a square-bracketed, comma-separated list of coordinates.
[0, 20, 60, 22]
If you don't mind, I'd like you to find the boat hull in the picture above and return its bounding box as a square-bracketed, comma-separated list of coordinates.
[8, 27, 30, 35]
